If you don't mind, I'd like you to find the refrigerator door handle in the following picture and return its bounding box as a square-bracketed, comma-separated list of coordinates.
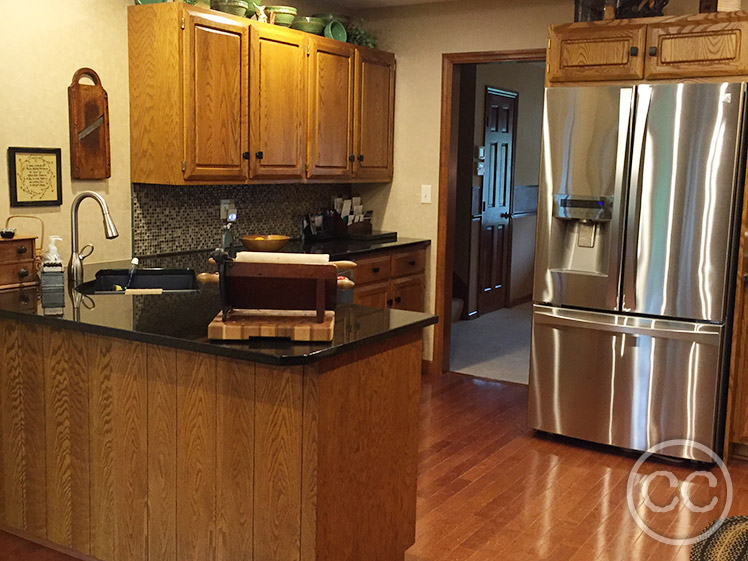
[533, 308, 721, 346]
[622, 85, 652, 312]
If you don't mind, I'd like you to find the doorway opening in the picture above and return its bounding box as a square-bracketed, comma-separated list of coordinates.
[434, 51, 546, 383]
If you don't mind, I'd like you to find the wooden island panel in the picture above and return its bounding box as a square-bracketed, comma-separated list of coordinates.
[0, 319, 423, 561]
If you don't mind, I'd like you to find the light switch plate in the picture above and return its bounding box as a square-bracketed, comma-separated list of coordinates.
[421, 184, 432, 204]
[220, 199, 235, 220]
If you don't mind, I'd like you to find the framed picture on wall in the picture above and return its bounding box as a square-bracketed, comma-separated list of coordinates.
[7, 147, 63, 207]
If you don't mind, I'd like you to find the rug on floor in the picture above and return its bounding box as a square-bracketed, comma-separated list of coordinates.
[691, 517, 748, 560]
[449, 302, 532, 384]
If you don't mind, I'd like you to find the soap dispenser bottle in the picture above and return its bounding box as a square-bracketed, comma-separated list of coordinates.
[41, 236, 65, 289]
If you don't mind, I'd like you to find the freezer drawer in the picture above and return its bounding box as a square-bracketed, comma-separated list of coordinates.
[528, 305, 724, 462]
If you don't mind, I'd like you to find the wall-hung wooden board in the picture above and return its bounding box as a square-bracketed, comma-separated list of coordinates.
[68, 68, 111, 179]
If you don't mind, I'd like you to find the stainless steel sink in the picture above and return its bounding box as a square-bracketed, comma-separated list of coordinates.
[77, 268, 199, 294]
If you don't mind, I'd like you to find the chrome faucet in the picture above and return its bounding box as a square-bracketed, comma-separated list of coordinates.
[69, 191, 119, 288]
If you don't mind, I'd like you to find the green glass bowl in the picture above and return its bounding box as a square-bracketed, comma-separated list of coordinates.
[324, 20, 347, 42]
[312, 13, 351, 28]
[211, 0, 248, 16]
[290, 16, 325, 35]
[266, 5, 297, 26]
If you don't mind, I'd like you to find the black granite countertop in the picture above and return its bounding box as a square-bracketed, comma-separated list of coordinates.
[0, 251, 437, 366]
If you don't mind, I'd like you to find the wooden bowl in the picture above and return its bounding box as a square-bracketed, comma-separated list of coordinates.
[240, 235, 291, 252]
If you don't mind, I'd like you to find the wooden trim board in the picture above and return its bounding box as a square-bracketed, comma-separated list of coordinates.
[434, 49, 546, 375]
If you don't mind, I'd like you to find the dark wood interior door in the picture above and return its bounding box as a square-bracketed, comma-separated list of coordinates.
[479, 88, 517, 315]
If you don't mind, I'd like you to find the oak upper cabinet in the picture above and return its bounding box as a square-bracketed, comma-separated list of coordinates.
[183, 9, 249, 181]
[307, 38, 356, 180]
[354, 48, 396, 181]
[129, 3, 249, 184]
[645, 16, 748, 79]
[547, 21, 646, 83]
[547, 12, 748, 85]
[249, 25, 307, 180]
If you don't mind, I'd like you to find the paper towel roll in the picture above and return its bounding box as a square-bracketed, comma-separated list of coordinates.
[234, 252, 330, 264]
[718, 0, 741, 11]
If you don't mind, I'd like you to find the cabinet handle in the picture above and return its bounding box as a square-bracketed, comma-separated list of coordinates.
[395, 296, 402, 304]
[20, 295, 30, 304]
[17, 246, 27, 255]
[18, 268, 29, 279]
[243, 152, 250, 160]
[500, 212, 510, 219]
[358, 154, 364, 162]
[372, 267, 380, 273]
[649, 46, 657, 56]
[630, 46, 639, 57]
[482, 201, 486, 212]
[387, 298, 393, 306]
[255, 151, 264, 160]
[349, 154, 356, 162]
[408, 260, 416, 266]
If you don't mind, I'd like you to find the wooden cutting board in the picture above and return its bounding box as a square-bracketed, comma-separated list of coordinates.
[208, 310, 335, 342]
[68, 67, 111, 179]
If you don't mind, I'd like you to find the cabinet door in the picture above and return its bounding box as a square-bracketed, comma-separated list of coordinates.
[733, 281, 748, 444]
[183, 10, 248, 181]
[354, 48, 395, 181]
[645, 16, 748, 79]
[307, 38, 355, 180]
[250, 25, 306, 179]
[547, 22, 646, 83]
[353, 280, 391, 308]
[391, 274, 425, 313]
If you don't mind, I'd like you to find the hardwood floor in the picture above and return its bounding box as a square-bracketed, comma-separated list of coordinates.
[408, 372, 748, 561]
[2, 370, 747, 561]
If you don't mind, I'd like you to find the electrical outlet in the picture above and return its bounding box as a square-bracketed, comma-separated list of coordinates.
[421, 184, 432, 204]
[220, 199, 235, 220]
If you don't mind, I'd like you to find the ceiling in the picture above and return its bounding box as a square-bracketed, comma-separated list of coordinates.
[331, 0, 455, 10]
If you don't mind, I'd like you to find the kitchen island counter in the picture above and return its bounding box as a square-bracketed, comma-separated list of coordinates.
[0, 254, 435, 561]
[0, 254, 436, 366]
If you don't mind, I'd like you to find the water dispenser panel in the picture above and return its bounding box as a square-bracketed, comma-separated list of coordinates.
[553, 195, 614, 222]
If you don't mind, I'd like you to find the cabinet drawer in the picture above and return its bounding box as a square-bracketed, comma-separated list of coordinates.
[0, 261, 37, 288]
[391, 250, 425, 278]
[0, 288, 37, 311]
[353, 255, 391, 285]
[0, 239, 35, 264]
[645, 19, 748, 79]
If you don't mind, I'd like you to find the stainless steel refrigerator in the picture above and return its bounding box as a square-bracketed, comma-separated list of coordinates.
[529, 83, 746, 462]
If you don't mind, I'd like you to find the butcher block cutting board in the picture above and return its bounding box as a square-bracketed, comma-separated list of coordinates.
[208, 310, 335, 342]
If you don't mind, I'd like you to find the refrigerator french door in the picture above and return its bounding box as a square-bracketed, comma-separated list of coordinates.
[529, 82, 746, 462]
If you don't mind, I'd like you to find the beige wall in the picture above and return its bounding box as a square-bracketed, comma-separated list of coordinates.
[0, 0, 134, 265]
[473, 62, 545, 187]
[354, 0, 573, 359]
[0, 0, 346, 267]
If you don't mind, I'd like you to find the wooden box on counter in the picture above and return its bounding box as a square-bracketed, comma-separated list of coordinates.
[0, 237, 38, 291]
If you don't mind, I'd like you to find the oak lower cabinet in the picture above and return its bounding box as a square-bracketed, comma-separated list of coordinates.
[352, 246, 427, 312]
[128, 2, 396, 186]
[250, 25, 307, 180]
[547, 11, 748, 85]
[0, 318, 425, 561]
[733, 283, 748, 449]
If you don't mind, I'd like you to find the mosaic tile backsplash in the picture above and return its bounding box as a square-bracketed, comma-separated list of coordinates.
[132, 183, 351, 256]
